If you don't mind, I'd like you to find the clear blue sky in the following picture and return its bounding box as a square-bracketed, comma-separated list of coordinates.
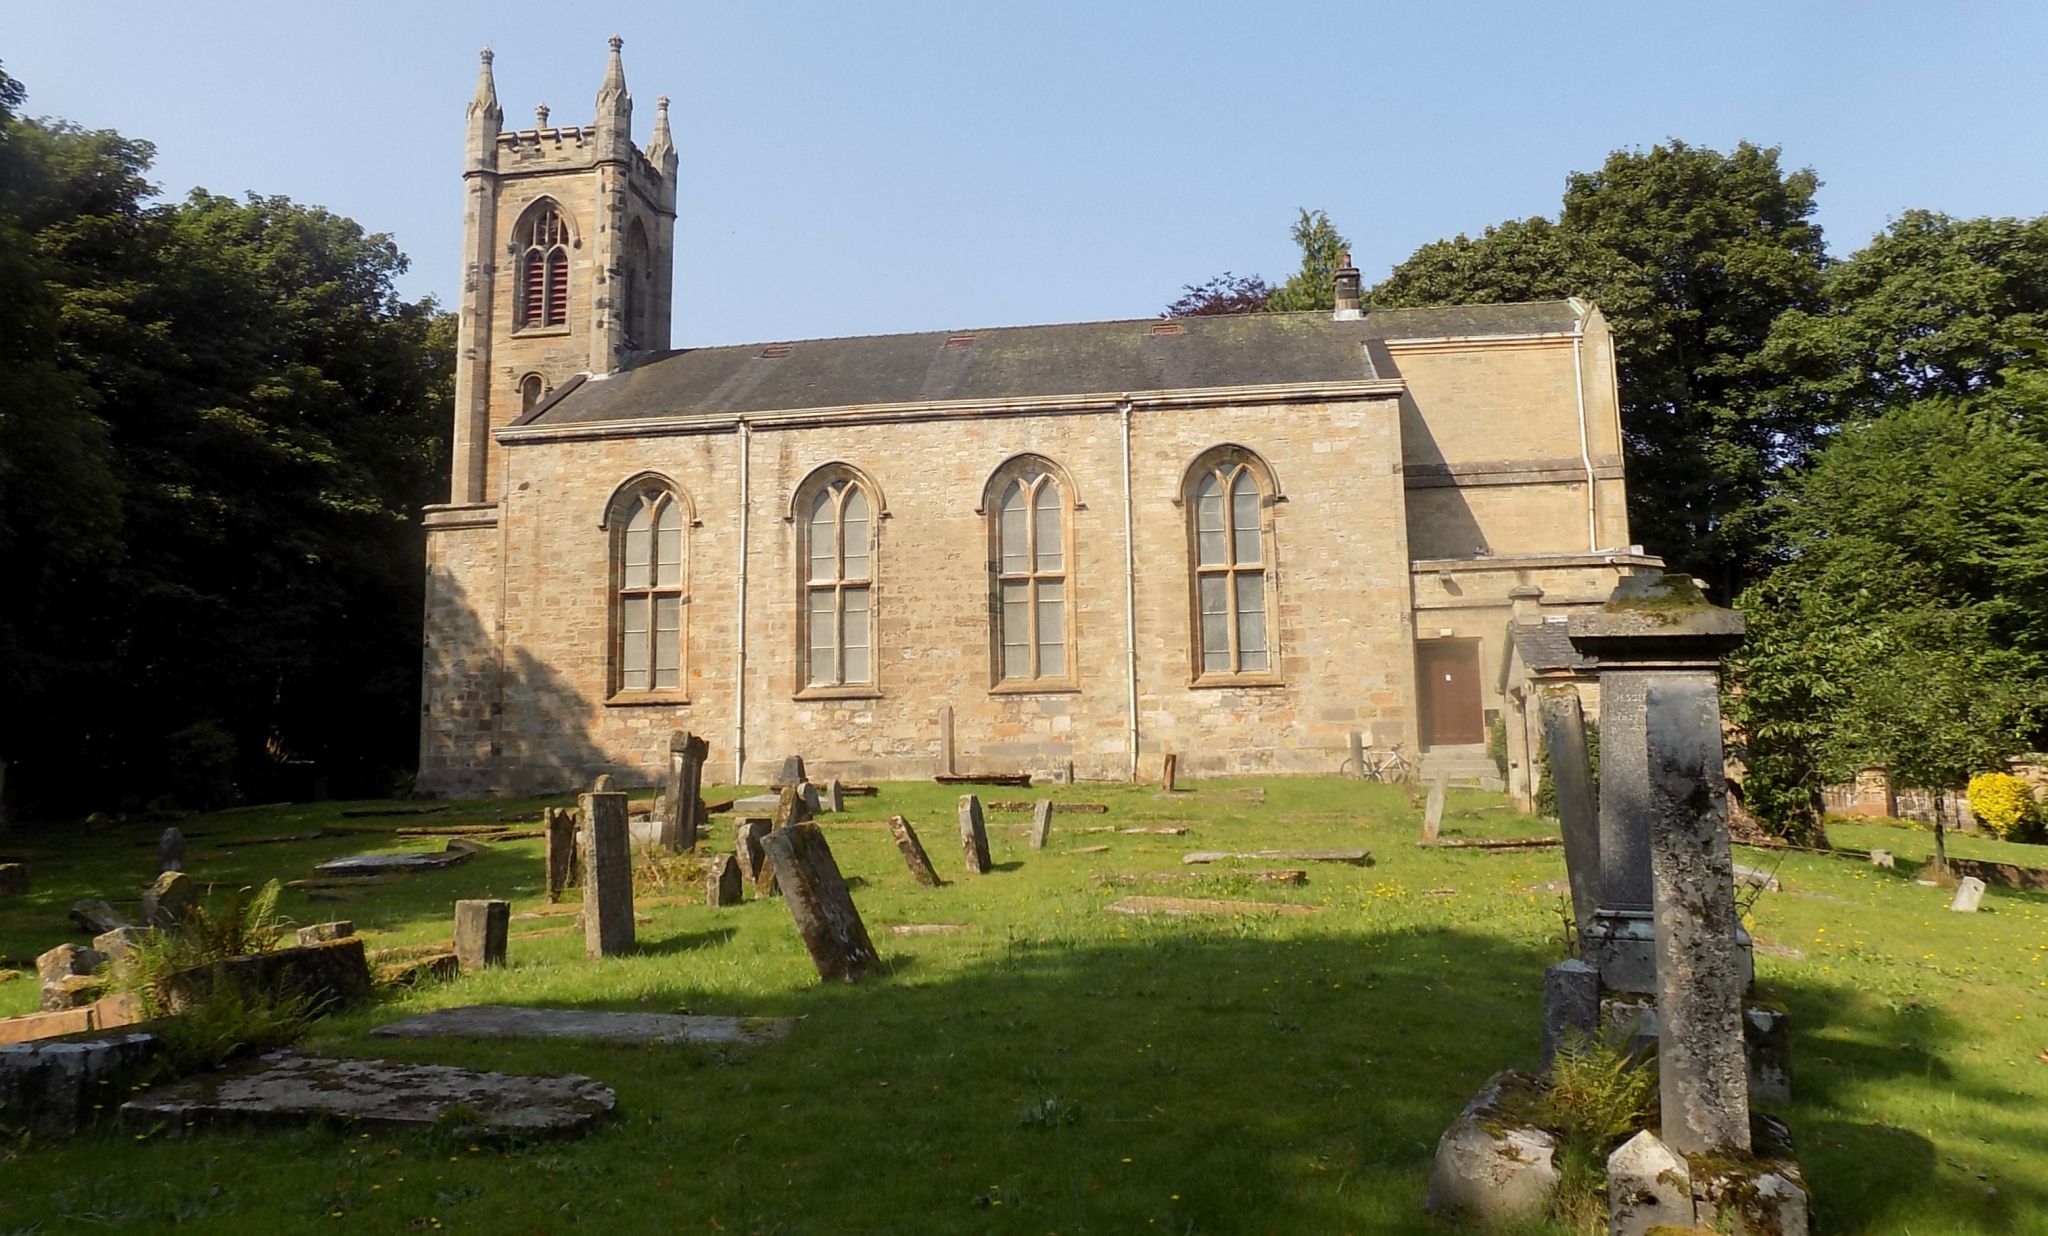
[9, 1, 2046, 347]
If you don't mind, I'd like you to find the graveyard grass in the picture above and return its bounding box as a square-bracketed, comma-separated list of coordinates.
[2, 781, 2046, 1235]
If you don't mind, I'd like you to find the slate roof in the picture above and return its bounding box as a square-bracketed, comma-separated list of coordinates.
[1510, 620, 1596, 674]
[518, 301, 1584, 428]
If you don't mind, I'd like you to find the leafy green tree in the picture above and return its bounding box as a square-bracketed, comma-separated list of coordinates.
[1264, 208, 1351, 313]
[1729, 391, 2048, 832]
[1372, 142, 1828, 592]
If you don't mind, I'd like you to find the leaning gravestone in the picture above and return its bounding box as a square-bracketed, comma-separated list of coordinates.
[1421, 775, 1447, 842]
[1537, 686, 1601, 946]
[775, 755, 806, 789]
[544, 807, 579, 901]
[579, 791, 634, 958]
[69, 898, 130, 935]
[453, 899, 510, 973]
[140, 870, 196, 929]
[157, 827, 185, 875]
[759, 824, 880, 982]
[772, 785, 812, 831]
[706, 853, 743, 907]
[734, 817, 772, 887]
[958, 795, 992, 875]
[798, 781, 823, 817]
[824, 778, 845, 813]
[0, 862, 25, 897]
[1950, 876, 1987, 913]
[1030, 800, 1055, 851]
[889, 815, 942, 888]
[661, 730, 710, 850]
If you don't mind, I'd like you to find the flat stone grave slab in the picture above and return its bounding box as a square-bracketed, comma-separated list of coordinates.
[1417, 836, 1563, 851]
[313, 841, 475, 877]
[730, 794, 782, 814]
[1182, 848, 1372, 866]
[886, 923, 971, 936]
[1097, 869, 1309, 887]
[1105, 896, 1320, 918]
[121, 1052, 613, 1138]
[372, 1005, 794, 1046]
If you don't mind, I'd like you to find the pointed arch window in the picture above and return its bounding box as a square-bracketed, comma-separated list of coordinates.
[1186, 448, 1277, 680]
[612, 481, 687, 694]
[518, 205, 572, 329]
[988, 458, 1073, 686]
[797, 471, 876, 691]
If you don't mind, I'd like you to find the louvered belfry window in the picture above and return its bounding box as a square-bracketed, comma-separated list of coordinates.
[519, 206, 571, 329]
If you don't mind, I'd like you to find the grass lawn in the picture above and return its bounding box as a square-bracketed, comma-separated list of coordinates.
[2, 778, 2046, 1234]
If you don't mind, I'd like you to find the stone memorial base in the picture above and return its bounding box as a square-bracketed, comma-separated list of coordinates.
[1608, 1115, 1809, 1236]
[1423, 1070, 1561, 1225]
[0, 1031, 164, 1136]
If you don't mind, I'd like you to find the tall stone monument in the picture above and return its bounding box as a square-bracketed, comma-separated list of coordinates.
[661, 730, 709, 850]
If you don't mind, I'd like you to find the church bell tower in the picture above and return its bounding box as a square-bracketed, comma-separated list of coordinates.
[447, 37, 679, 505]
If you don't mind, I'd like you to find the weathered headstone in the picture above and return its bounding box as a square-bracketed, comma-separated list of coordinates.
[1949, 876, 1987, 912]
[889, 815, 941, 887]
[591, 773, 616, 792]
[156, 827, 185, 874]
[36, 944, 107, 1012]
[453, 899, 510, 973]
[140, 870, 196, 929]
[69, 898, 130, 935]
[758, 823, 880, 981]
[578, 791, 634, 958]
[772, 784, 812, 831]
[294, 921, 354, 947]
[1570, 574, 1752, 1155]
[93, 927, 148, 966]
[734, 817, 772, 887]
[706, 853, 744, 906]
[544, 807, 579, 901]
[1421, 775, 1448, 842]
[1538, 958, 1600, 1071]
[958, 794, 992, 874]
[824, 778, 844, 813]
[0, 862, 26, 897]
[1537, 685, 1601, 948]
[661, 730, 711, 850]
[1869, 848, 1894, 870]
[1606, 1130, 1693, 1236]
[1029, 800, 1055, 850]
[798, 780, 823, 817]
[1162, 752, 1179, 792]
[1062, 758, 1075, 786]
[775, 755, 806, 789]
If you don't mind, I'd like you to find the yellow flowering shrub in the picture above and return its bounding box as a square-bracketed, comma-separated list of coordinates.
[1967, 771, 2042, 841]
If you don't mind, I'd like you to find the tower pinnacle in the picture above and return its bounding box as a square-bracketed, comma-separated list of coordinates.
[598, 35, 629, 109]
[649, 95, 677, 168]
[468, 47, 502, 123]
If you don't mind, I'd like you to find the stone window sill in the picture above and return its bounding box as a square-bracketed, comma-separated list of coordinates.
[794, 684, 883, 702]
[990, 680, 1081, 696]
[513, 325, 572, 340]
[1188, 673, 1287, 691]
[605, 691, 691, 708]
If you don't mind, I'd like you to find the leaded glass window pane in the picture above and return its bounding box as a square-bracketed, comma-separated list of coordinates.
[808, 491, 836, 583]
[1000, 579, 1030, 679]
[1036, 580, 1064, 678]
[653, 596, 681, 688]
[1231, 475, 1261, 565]
[623, 501, 653, 589]
[655, 500, 683, 587]
[842, 586, 871, 683]
[807, 589, 836, 684]
[1034, 485, 1063, 573]
[841, 489, 871, 581]
[1000, 483, 1029, 574]
[1199, 574, 1229, 672]
[1196, 474, 1225, 565]
[621, 595, 650, 691]
[1235, 572, 1267, 672]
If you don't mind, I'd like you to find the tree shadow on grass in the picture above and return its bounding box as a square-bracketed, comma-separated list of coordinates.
[630, 927, 737, 957]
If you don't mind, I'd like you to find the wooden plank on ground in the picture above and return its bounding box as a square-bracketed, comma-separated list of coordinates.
[1415, 836, 1563, 851]
[935, 773, 1032, 788]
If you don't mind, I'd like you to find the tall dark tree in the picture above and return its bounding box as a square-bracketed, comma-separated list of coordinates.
[1372, 142, 1828, 592]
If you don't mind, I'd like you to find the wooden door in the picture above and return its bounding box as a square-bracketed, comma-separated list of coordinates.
[1417, 640, 1484, 746]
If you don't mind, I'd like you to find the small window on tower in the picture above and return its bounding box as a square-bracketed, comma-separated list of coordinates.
[520, 373, 547, 411]
[517, 202, 572, 329]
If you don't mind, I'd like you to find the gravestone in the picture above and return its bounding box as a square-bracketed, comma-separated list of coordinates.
[1029, 800, 1055, 850]
[1421, 775, 1447, 842]
[797, 781, 822, 816]
[544, 807, 579, 901]
[1569, 573, 1752, 1155]
[706, 853, 743, 906]
[37, 944, 107, 1012]
[734, 817, 772, 887]
[578, 791, 634, 958]
[1950, 876, 1986, 912]
[889, 815, 941, 887]
[772, 784, 812, 831]
[661, 730, 710, 850]
[157, 827, 185, 874]
[938, 707, 955, 776]
[0, 863, 25, 897]
[1538, 958, 1600, 1071]
[591, 773, 616, 792]
[1162, 752, 1179, 792]
[1869, 848, 1894, 870]
[1062, 758, 1075, 786]
[775, 755, 806, 789]
[453, 899, 511, 973]
[1606, 1130, 1692, 1236]
[759, 823, 880, 981]
[824, 778, 844, 813]
[1537, 685, 1601, 947]
[140, 870, 196, 929]
[294, 921, 353, 947]
[957, 795, 992, 875]
[69, 899, 130, 935]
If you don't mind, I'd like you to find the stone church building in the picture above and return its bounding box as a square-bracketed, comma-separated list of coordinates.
[417, 42, 1659, 798]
